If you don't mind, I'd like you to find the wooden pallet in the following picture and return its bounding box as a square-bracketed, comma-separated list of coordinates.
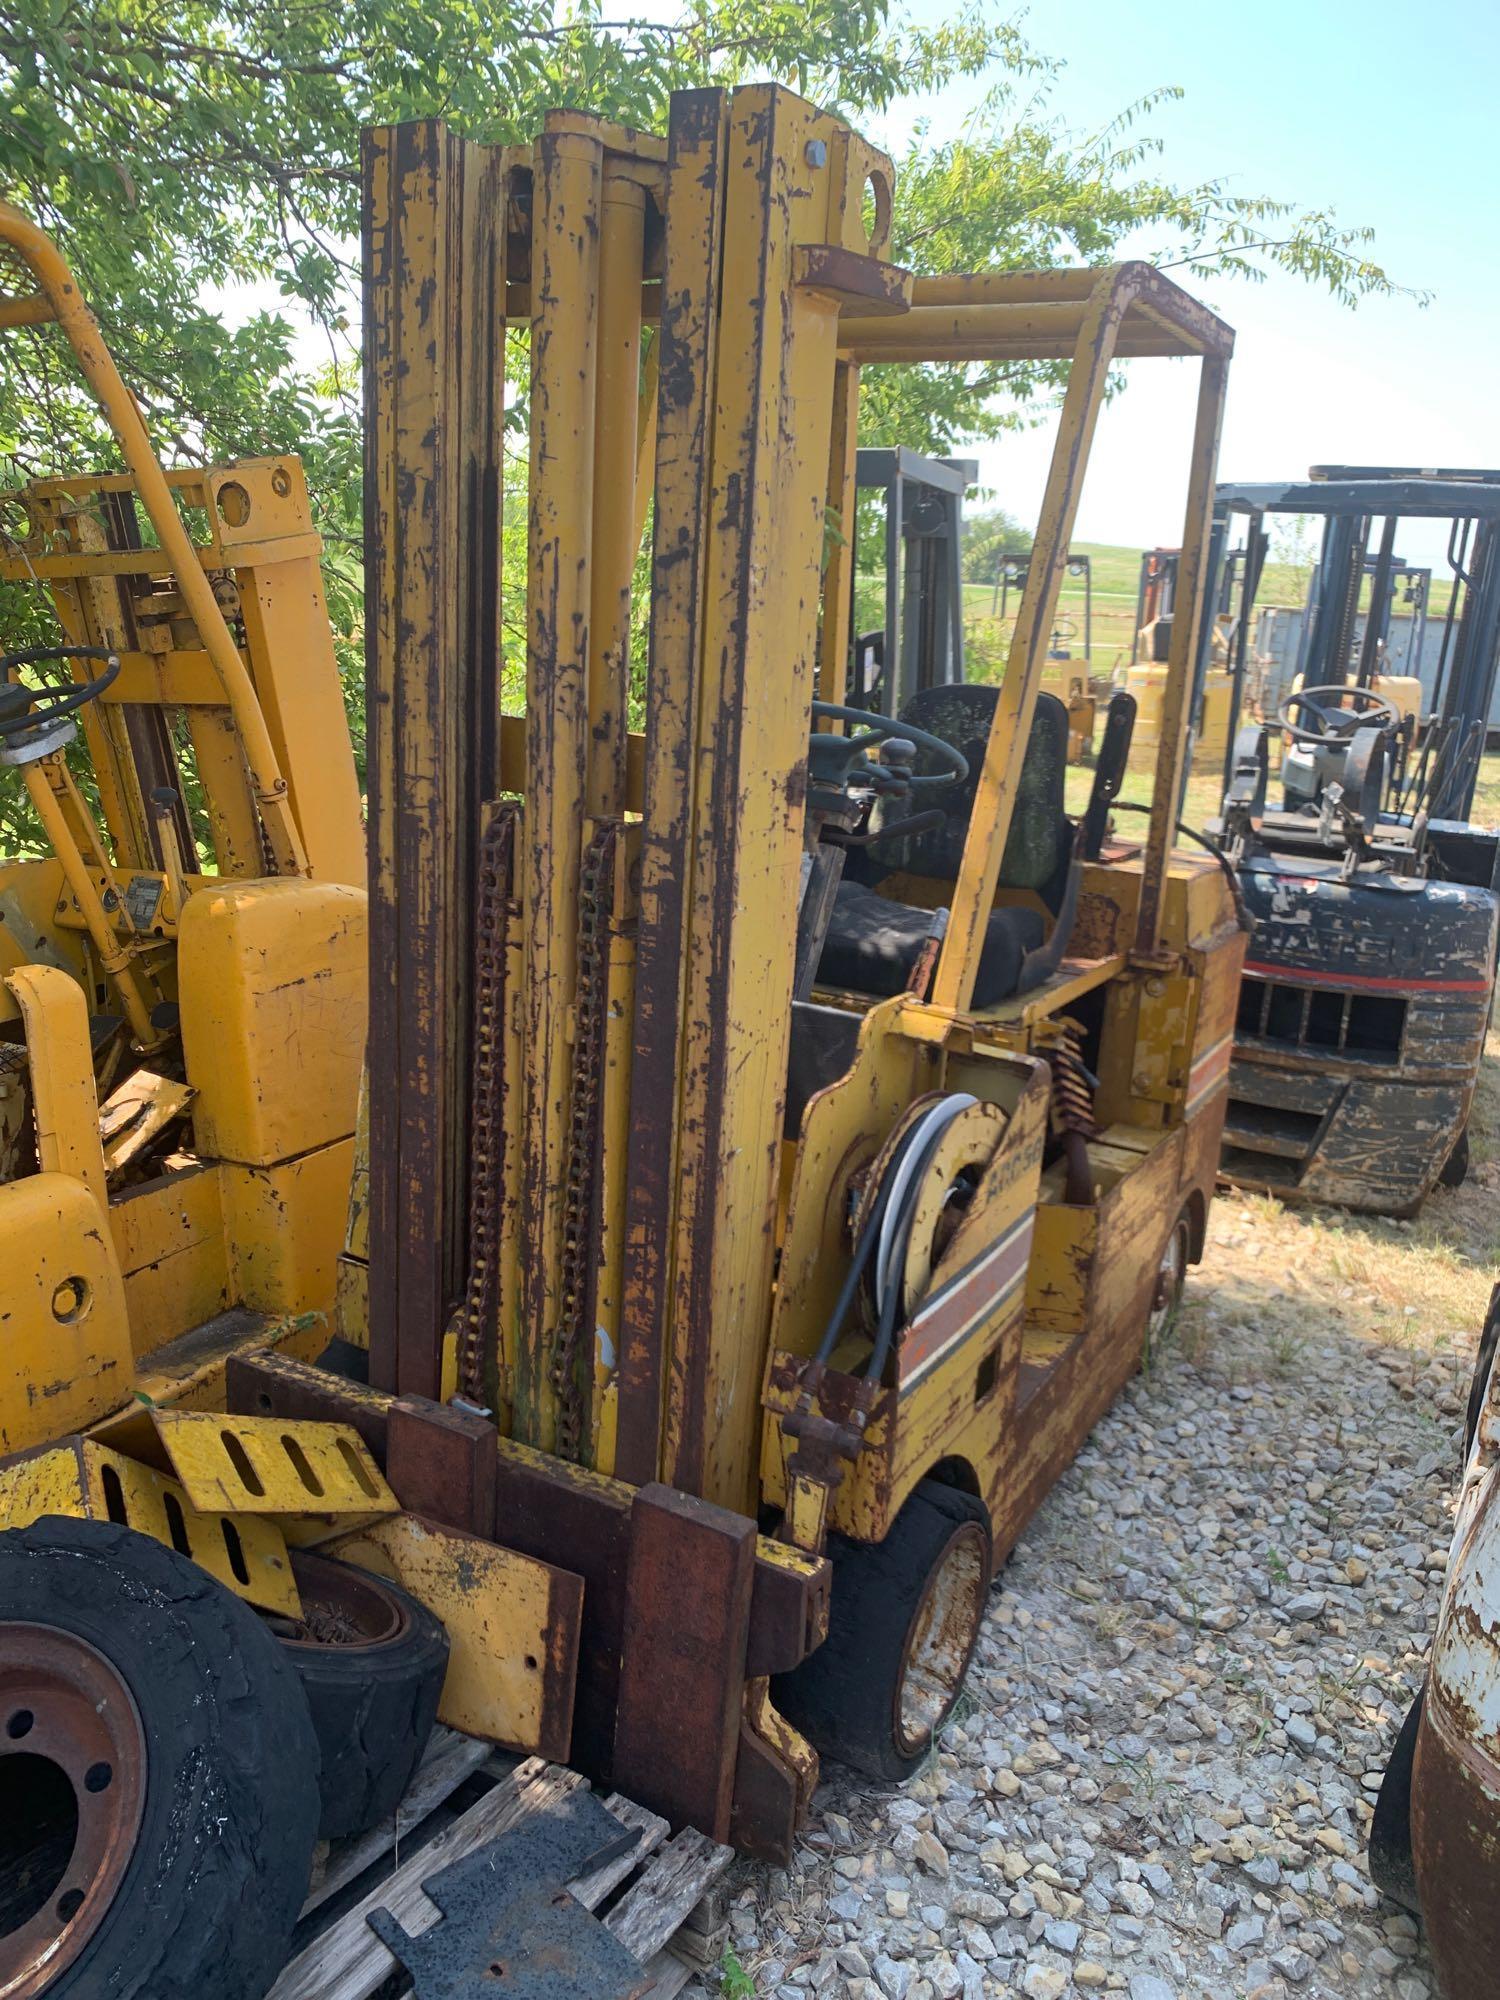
[268, 1728, 733, 2000]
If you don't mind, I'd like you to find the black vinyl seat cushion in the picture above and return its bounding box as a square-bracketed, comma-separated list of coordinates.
[817, 879, 1043, 1008]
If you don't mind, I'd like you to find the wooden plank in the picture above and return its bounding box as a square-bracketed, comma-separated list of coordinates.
[668, 1881, 733, 1968]
[300, 1727, 491, 1918]
[636, 1954, 697, 2000]
[605, 1827, 734, 1964]
[268, 1759, 566, 2000]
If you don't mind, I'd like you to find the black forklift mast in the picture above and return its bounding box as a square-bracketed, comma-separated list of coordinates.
[1212, 471, 1500, 826]
[847, 447, 977, 716]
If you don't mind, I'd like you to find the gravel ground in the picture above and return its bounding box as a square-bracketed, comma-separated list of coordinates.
[691, 1161, 1500, 2000]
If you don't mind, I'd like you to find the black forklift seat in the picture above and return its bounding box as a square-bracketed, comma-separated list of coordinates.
[817, 687, 1070, 1007]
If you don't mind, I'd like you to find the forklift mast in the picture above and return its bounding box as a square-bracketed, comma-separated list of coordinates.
[1214, 472, 1500, 822]
[248, 84, 1243, 1856]
[846, 446, 977, 716]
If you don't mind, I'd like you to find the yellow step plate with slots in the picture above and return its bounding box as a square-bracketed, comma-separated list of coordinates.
[0, 1436, 301, 1616]
[151, 1409, 398, 1518]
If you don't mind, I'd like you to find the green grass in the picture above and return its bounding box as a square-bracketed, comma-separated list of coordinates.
[856, 534, 1500, 823]
[856, 535, 1457, 683]
[1062, 742, 1500, 833]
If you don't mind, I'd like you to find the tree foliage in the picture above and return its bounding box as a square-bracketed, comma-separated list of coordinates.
[1, 4, 1415, 478]
[0, 1, 1417, 823]
[960, 504, 1032, 585]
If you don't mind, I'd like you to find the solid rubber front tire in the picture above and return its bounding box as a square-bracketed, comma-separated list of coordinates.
[0, 1516, 321, 2000]
[273, 1551, 449, 1838]
[772, 1481, 992, 1783]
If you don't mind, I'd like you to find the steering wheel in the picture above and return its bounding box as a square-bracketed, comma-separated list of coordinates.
[1276, 683, 1399, 749]
[0, 645, 121, 740]
[808, 700, 968, 795]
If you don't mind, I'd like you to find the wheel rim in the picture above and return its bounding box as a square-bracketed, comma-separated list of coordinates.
[1148, 1220, 1187, 1339]
[0, 1626, 146, 1999]
[274, 1554, 409, 1650]
[894, 1521, 988, 1758]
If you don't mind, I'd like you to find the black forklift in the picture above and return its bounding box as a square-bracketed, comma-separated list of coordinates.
[1207, 469, 1500, 1216]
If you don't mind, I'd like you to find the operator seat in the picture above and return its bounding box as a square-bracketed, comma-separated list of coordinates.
[817, 687, 1072, 1007]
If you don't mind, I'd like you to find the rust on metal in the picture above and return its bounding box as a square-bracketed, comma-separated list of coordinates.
[614, 88, 731, 1489]
[516, 120, 604, 1456]
[0, 1625, 146, 1998]
[729, 1678, 817, 1865]
[1407, 1290, 1500, 1999]
[226, 1347, 397, 1465]
[492, 1440, 636, 1783]
[448, 804, 521, 1413]
[387, 1394, 499, 1536]
[361, 121, 507, 1398]
[1411, 1690, 1500, 2000]
[612, 1482, 756, 1841]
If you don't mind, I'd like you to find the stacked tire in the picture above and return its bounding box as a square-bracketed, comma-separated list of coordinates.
[0, 1518, 448, 1999]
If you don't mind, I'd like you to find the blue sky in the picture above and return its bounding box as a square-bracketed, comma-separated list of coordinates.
[215, 0, 1493, 562]
[869, 0, 1500, 556]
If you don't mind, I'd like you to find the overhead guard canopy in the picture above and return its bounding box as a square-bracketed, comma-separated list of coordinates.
[839, 261, 1235, 365]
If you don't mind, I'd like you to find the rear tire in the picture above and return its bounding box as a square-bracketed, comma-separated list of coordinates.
[1147, 1208, 1191, 1344]
[269, 1551, 450, 1838]
[0, 1516, 320, 2000]
[772, 1481, 992, 1783]
[1439, 1126, 1471, 1190]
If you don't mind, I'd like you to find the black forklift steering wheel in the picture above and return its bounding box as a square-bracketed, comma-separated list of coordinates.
[0, 645, 121, 739]
[1276, 683, 1399, 749]
[808, 700, 968, 795]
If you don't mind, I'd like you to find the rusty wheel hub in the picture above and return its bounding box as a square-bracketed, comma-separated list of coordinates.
[0, 1625, 146, 1999]
[1149, 1219, 1187, 1331]
[272, 1550, 409, 1649]
[894, 1522, 987, 1758]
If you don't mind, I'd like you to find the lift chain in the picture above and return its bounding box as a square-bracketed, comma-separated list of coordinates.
[552, 817, 620, 1461]
[448, 804, 519, 1409]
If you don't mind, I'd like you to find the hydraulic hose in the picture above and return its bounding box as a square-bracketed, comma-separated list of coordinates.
[809, 1092, 978, 1380]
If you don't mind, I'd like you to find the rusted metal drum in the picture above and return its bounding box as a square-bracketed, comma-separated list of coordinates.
[1410, 1323, 1500, 2000]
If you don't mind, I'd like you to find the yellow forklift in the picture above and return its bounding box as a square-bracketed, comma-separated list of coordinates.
[0, 202, 366, 1442]
[0, 206, 373, 2000]
[1, 86, 1243, 1997]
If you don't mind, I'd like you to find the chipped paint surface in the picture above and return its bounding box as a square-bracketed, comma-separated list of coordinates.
[341, 83, 1246, 1864]
[1409, 1305, 1500, 1999]
[1223, 857, 1497, 1213]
